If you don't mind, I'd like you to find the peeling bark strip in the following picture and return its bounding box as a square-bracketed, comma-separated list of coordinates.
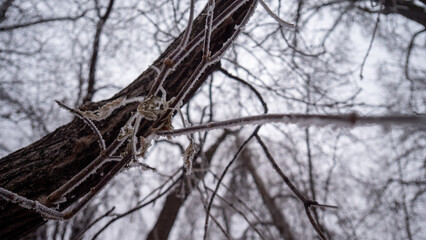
[0, 0, 256, 239]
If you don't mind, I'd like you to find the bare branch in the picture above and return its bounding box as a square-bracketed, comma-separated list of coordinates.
[56, 101, 106, 151]
[203, 127, 260, 240]
[404, 28, 426, 81]
[157, 113, 426, 137]
[255, 135, 332, 240]
[360, 1, 382, 79]
[0, 11, 87, 31]
[258, 0, 294, 28]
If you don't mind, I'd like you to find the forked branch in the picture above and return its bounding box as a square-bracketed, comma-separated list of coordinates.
[256, 135, 334, 240]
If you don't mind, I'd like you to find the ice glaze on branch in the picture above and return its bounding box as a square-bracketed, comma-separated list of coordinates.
[157, 113, 426, 137]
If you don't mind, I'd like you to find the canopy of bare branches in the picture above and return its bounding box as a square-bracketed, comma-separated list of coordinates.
[0, 0, 425, 240]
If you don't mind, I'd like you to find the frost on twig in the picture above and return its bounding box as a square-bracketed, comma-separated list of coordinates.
[1, 0, 270, 227]
[157, 113, 426, 137]
[0, 187, 66, 220]
[56, 100, 106, 150]
[43, 94, 173, 214]
[118, 124, 134, 141]
[170, 0, 258, 111]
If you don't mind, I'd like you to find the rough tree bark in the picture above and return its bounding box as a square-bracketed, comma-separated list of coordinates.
[0, 0, 255, 239]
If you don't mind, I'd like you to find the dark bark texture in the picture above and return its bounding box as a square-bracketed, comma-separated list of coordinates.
[0, 0, 255, 239]
[381, 0, 426, 28]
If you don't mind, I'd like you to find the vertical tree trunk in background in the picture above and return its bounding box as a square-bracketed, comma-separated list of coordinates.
[146, 132, 229, 240]
[83, 0, 116, 104]
[0, 0, 255, 239]
[241, 147, 296, 240]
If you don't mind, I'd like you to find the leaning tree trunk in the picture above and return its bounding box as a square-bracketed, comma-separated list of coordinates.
[0, 0, 255, 238]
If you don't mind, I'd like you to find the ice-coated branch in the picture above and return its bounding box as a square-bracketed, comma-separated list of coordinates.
[170, 0, 250, 63]
[157, 113, 426, 137]
[47, 138, 127, 204]
[210, 0, 258, 62]
[174, 0, 195, 54]
[148, 0, 196, 96]
[169, 0, 258, 110]
[0, 187, 65, 220]
[148, 0, 251, 98]
[56, 101, 106, 150]
[203, 0, 215, 59]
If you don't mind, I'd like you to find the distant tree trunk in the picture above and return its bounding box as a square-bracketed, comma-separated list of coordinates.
[146, 132, 229, 240]
[0, 0, 255, 239]
[0, 0, 14, 23]
[240, 143, 296, 240]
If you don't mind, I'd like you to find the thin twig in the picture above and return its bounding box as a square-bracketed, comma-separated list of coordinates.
[258, 0, 294, 28]
[360, 0, 382, 79]
[164, 0, 258, 114]
[56, 101, 106, 150]
[91, 175, 182, 240]
[203, 0, 215, 59]
[0, 11, 88, 31]
[256, 135, 334, 240]
[72, 207, 115, 240]
[203, 127, 260, 240]
[204, 186, 267, 240]
[148, 0, 251, 97]
[196, 184, 233, 240]
[217, 67, 268, 113]
[148, 0, 196, 96]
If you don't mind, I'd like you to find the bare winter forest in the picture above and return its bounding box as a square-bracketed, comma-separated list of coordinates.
[0, 0, 425, 239]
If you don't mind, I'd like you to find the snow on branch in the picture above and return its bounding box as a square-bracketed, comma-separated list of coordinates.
[0, 187, 66, 220]
[157, 113, 426, 137]
[169, 0, 258, 110]
[56, 100, 106, 150]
